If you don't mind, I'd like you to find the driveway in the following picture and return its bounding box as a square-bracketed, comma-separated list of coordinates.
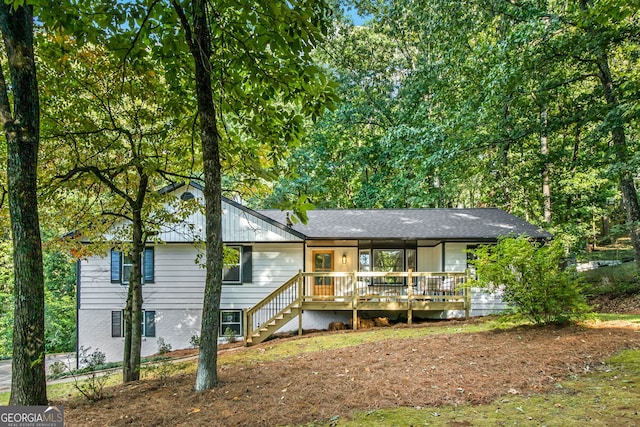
[0, 353, 76, 393]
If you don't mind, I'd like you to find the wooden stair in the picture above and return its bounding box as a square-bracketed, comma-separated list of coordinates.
[246, 303, 301, 346]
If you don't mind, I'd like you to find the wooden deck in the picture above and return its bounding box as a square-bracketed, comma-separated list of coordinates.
[244, 271, 471, 345]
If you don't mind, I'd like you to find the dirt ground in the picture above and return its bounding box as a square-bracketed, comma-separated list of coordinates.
[60, 309, 640, 427]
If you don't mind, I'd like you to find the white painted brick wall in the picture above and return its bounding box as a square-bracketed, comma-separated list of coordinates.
[78, 308, 203, 363]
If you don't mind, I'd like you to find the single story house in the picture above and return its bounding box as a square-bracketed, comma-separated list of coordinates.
[76, 182, 551, 361]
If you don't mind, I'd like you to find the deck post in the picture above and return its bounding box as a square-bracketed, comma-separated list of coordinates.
[464, 269, 471, 320]
[298, 270, 304, 336]
[243, 308, 250, 345]
[407, 269, 413, 325]
[352, 270, 358, 330]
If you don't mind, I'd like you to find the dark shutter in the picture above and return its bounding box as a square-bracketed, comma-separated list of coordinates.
[111, 311, 122, 337]
[144, 247, 154, 283]
[111, 250, 121, 283]
[242, 246, 252, 283]
[144, 311, 156, 337]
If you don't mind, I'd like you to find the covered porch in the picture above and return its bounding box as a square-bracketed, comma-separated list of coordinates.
[244, 270, 471, 345]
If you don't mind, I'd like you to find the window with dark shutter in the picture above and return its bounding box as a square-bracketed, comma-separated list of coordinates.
[143, 247, 154, 283]
[223, 246, 241, 283]
[111, 250, 121, 283]
[111, 248, 154, 285]
[111, 311, 122, 337]
[242, 246, 252, 283]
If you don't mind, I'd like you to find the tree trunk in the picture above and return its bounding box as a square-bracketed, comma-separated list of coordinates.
[123, 178, 147, 383]
[0, 3, 47, 405]
[176, 0, 224, 391]
[122, 215, 144, 382]
[540, 107, 551, 224]
[595, 49, 640, 269]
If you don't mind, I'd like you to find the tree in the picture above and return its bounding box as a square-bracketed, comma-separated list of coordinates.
[169, 0, 335, 391]
[0, 2, 47, 405]
[39, 40, 199, 382]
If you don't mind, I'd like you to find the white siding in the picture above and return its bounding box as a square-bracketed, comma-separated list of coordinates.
[470, 287, 508, 316]
[221, 243, 304, 308]
[78, 254, 129, 308]
[79, 244, 207, 310]
[80, 242, 304, 310]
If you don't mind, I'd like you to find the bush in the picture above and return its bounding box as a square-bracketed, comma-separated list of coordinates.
[468, 236, 591, 324]
[74, 347, 111, 401]
[189, 333, 200, 349]
[157, 337, 172, 355]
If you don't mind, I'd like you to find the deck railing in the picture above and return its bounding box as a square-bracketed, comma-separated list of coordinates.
[244, 270, 471, 342]
[244, 273, 302, 339]
[301, 271, 468, 302]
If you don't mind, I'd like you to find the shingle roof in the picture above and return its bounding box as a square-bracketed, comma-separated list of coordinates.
[257, 208, 552, 240]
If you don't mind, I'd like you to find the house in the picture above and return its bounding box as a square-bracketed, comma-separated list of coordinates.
[76, 182, 551, 361]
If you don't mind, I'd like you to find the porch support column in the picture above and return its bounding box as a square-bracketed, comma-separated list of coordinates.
[298, 270, 303, 336]
[407, 269, 413, 325]
[352, 270, 358, 330]
[464, 269, 471, 320]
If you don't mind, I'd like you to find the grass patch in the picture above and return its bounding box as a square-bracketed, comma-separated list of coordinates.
[0, 359, 196, 406]
[590, 313, 640, 324]
[327, 349, 640, 427]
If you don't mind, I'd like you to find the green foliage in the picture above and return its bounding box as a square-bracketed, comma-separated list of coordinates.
[43, 248, 76, 353]
[156, 337, 172, 355]
[468, 237, 591, 324]
[73, 347, 111, 402]
[581, 261, 640, 297]
[189, 334, 200, 349]
[0, 238, 76, 358]
[223, 327, 238, 343]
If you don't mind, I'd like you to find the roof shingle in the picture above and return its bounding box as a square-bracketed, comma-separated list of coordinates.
[258, 208, 552, 240]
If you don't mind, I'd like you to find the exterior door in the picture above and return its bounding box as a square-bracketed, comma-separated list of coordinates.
[312, 250, 334, 296]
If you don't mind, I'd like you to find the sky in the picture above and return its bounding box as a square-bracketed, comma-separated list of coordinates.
[342, 6, 371, 26]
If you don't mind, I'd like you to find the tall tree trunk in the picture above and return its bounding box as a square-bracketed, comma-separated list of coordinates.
[123, 174, 148, 383]
[0, 3, 47, 405]
[174, 0, 223, 391]
[595, 49, 640, 269]
[123, 208, 145, 382]
[540, 106, 551, 224]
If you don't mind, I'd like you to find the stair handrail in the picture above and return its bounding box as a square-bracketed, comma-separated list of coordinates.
[244, 271, 302, 341]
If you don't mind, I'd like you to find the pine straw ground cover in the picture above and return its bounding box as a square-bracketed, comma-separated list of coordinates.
[59, 319, 640, 427]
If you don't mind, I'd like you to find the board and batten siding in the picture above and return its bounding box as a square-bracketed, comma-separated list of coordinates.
[221, 242, 304, 309]
[417, 245, 442, 271]
[157, 196, 303, 243]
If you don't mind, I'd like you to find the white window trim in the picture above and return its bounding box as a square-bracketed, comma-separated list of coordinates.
[220, 310, 243, 337]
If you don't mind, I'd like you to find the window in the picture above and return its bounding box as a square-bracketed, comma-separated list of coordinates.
[111, 310, 156, 338]
[111, 247, 154, 285]
[222, 246, 252, 284]
[220, 310, 242, 337]
[359, 250, 371, 272]
[223, 246, 241, 283]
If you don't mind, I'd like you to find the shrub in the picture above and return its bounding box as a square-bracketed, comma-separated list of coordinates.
[189, 333, 200, 349]
[468, 236, 591, 324]
[74, 347, 111, 401]
[157, 337, 172, 355]
[224, 327, 238, 343]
